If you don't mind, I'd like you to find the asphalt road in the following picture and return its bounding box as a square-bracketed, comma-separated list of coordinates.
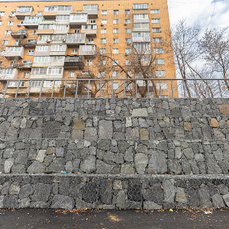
[0, 208, 228, 229]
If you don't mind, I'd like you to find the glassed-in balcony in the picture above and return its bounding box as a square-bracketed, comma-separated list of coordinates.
[15, 6, 33, 19]
[132, 32, 151, 42]
[37, 24, 54, 35]
[43, 5, 72, 19]
[22, 16, 43, 28]
[4, 47, 24, 59]
[0, 68, 18, 80]
[79, 45, 96, 56]
[83, 4, 98, 18]
[66, 33, 86, 46]
[133, 23, 150, 32]
[64, 56, 84, 69]
[81, 24, 97, 37]
[69, 14, 88, 27]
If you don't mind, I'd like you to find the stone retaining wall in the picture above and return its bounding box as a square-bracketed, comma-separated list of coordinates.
[0, 98, 228, 209]
[0, 174, 229, 210]
[0, 139, 228, 175]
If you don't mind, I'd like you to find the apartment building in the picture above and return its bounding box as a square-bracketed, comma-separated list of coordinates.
[0, 0, 178, 98]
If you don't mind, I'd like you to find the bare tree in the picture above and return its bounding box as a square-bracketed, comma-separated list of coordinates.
[199, 28, 229, 93]
[96, 43, 160, 98]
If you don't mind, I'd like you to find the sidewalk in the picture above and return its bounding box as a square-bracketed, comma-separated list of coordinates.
[0, 208, 228, 229]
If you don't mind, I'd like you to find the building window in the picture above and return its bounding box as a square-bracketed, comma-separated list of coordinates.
[125, 10, 130, 15]
[152, 27, 161, 33]
[154, 48, 163, 54]
[28, 50, 34, 55]
[8, 21, 14, 25]
[113, 38, 119, 44]
[68, 72, 75, 78]
[125, 19, 131, 24]
[125, 38, 131, 44]
[153, 37, 162, 43]
[133, 4, 148, 10]
[112, 82, 119, 90]
[125, 59, 131, 65]
[156, 83, 167, 90]
[113, 48, 119, 54]
[113, 28, 119, 34]
[101, 19, 107, 24]
[151, 18, 160, 23]
[100, 48, 106, 54]
[98, 71, 105, 77]
[155, 59, 164, 65]
[90, 19, 96, 24]
[113, 19, 119, 24]
[15, 40, 20, 45]
[23, 72, 30, 78]
[125, 28, 131, 33]
[100, 38, 106, 44]
[113, 59, 119, 65]
[86, 59, 93, 66]
[72, 49, 77, 54]
[112, 71, 118, 77]
[151, 9, 160, 14]
[102, 10, 107, 15]
[0, 21, 2, 25]
[156, 70, 166, 77]
[3, 40, 8, 45]
[37, 11, 42, 16]
[125, 48, 131, 54]
[0, 11, 5, 16]
[5, 30, 11, 35]
[0, 51, 5, 56]
[101, 28, 106, 34]
[113, 10, 119, 15]
[88, 38, 94, 44]
[100, 60, 106, 65]
[33, 30, 37, 34]
[10, 11, 16, 16]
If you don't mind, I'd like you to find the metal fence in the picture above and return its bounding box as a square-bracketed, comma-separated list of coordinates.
[0, 78, 229, 99]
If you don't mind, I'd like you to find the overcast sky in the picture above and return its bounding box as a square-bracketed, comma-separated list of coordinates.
[168, 0, 229, 28]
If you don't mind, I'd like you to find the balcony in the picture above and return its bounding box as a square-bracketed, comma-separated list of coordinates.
[50, 45, 67, 56]
[83, 5, 98, 18]
[0, 68, 18, 80]
[15, 7, 33, 19]
[64, 56, 84, 69]
[37, 29, 54, 35]
[133, 23, 150, 32]
[79, 45, 96, 56]
[13, 62, 32, 70]
[22, 16, 43, 28]
[133, 17, 149, 24]
[22, 40, 37, 48]
[43, 11, 57, 20]
[81, 25, 97, 37]
[4, 47, 24, 59]
[54, 24, 69, 34]
[69, 13, 88, 27]
[66, 33, 86, 46]
[11, 30, 28, 39]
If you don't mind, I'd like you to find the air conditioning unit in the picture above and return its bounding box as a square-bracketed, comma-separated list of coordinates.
[127, 42, 131, 45]
[17, 24, 21, 27]
[124, 23, 127, 26]
[62, 39, 66, 42]
[9, 15, 12, 18]
[46, 40, 51, 43]
[101, 23, 104, 26]
[125, 53, 128, 56]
